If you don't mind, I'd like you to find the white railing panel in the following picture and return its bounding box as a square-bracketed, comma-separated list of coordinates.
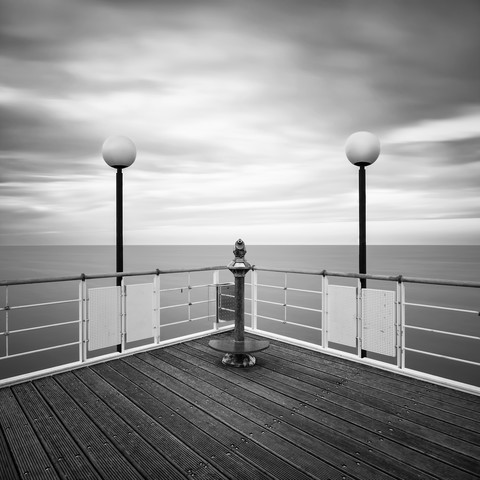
[126, 283, 155, 343]
[88, 286, 121, 350]
[362, 289, 396, 357]
[327, 285, 357, 347]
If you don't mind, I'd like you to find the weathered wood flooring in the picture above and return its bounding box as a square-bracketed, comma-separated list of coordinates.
[0, 332, 479, 479]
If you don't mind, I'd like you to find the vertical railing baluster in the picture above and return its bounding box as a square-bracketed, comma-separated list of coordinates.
[321, 274, 328, 349]
[5, 285, 9, 358]
[357, 278, 363, 358]
[399, 279, 406, 369]
[284, 273, 287, 324]
[154, 272, 161, 343]
[120, 279, 126, 352]
[78, 280, 83, 362]
[251, 268, 258, 331]
[81, 278, 88, 362]
[187, 272, 192, 322]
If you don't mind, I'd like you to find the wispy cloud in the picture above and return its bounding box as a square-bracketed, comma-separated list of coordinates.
[0, 0, 479, 245]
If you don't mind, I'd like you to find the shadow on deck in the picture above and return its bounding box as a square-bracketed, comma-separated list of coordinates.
[0, 331, 479, 479]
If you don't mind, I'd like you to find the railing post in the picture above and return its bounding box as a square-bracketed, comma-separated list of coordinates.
[212, 270, 220, 331]
[5, 286, 9, 358]
[79, 277, 88, 362]
[357, 278, 363, 358]
[397, 278, 406, 369]
[251, 268, 258, 331]
[154, 272, 161, 343]
[187, 272, 192, 322]
[120, 279, 126, 352]
[321, 273, 328, 349]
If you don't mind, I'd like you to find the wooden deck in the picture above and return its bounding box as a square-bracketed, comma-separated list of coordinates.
[0, 332, 479, 480]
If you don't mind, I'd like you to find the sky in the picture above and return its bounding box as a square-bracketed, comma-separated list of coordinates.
[1, 0, 479, 245]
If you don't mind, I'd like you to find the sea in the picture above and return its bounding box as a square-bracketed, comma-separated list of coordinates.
[0, 245, 479, 387]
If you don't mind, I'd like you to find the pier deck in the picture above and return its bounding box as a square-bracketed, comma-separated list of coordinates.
[1, 332, 479, 479]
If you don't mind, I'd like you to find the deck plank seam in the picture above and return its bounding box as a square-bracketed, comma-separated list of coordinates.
[82, 364, 233, 480]
[239, 336, 480, 426]
[182, 339, 480, 478]
[118, 354, 322, 480]
[35, 375, 145, 480]
[30, 379, 106, 480]
[159, 346, 436, 480]
[0, 390, 23, 480]
[258, 345, 480, 439]
[15, 381, 102, 480]
[172, 342, 476, 453]
[257, 335, 480, 405]
[65, 368, 197, 480]
[125, 355, 354, 478]
[98, 359, 290, 480]
[188, 338, 480, 444]
[175, 342, 478, 478]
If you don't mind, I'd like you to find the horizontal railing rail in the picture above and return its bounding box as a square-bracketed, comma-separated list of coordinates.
[1, 263, 479, 395]
[0, 265, 227, 287]
[0, 266, 230, 387]
[252, 266, 480, 288]
[246, 266, 480, 396]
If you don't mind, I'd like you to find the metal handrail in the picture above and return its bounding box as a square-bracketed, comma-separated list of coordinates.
[253, 266, 480, 289]
[248, 266, 480, 396]
[0, 265, 227, 287]
[1, 264, 479, 394]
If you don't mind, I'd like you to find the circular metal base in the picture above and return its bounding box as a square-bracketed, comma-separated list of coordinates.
[209, 338, 270, 354]
[222, 353, 256, 368]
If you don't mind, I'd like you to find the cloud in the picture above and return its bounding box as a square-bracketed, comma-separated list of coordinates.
[384, 109, 480, 145]
[0, 0, 479, 245]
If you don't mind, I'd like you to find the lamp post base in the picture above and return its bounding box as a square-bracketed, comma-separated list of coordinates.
[221, 353, 256, 368]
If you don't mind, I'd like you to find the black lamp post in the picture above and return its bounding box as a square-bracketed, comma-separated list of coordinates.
[345, 131, 380, 289]
[102, 136, 137, 286]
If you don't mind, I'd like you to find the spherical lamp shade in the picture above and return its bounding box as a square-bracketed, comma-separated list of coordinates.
[345, 131, 380, 166]
[102, 136, 137, 169]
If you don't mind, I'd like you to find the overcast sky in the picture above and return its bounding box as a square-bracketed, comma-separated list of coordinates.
[1, 0, 479, 245]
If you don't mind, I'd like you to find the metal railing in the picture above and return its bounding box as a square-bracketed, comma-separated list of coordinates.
[246, 267, 480, 395]
[0, 266, 231, 387]
[1, 265, 479, 395]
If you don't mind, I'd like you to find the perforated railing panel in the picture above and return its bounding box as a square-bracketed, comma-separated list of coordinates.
[88, 286, 121, 350]
[327, 285, 357, 347]
[126, 283, 155, 343]
[362, 289, 396, 357]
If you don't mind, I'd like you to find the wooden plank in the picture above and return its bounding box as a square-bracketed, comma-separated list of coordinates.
[265, 336, 480, 417]
[186, 337, 480, 479]
[54, 370, 189, 480]
[262, 339, 480, 434]
[0, 406, 21, 479]
[91, 361, 281, 480]
[220, 339, 480, 471]
[184, 340, 478, 478]
[0, 387, 59, 480]
[132, 351, 387, 480]
[13, 382, 101, 480]
[258, 344, 480, 447]
[111, 356, 337, 480]
[73, 366, 227, 480]
[33, 375, 144, 480]
[162, 345, 435, 480]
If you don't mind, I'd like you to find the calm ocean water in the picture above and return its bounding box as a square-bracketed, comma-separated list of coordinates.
[1, 245, 479, 386]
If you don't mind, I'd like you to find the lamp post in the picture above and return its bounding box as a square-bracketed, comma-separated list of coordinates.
[102, 136, 137, 287]
[345, 131, 380, 289]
